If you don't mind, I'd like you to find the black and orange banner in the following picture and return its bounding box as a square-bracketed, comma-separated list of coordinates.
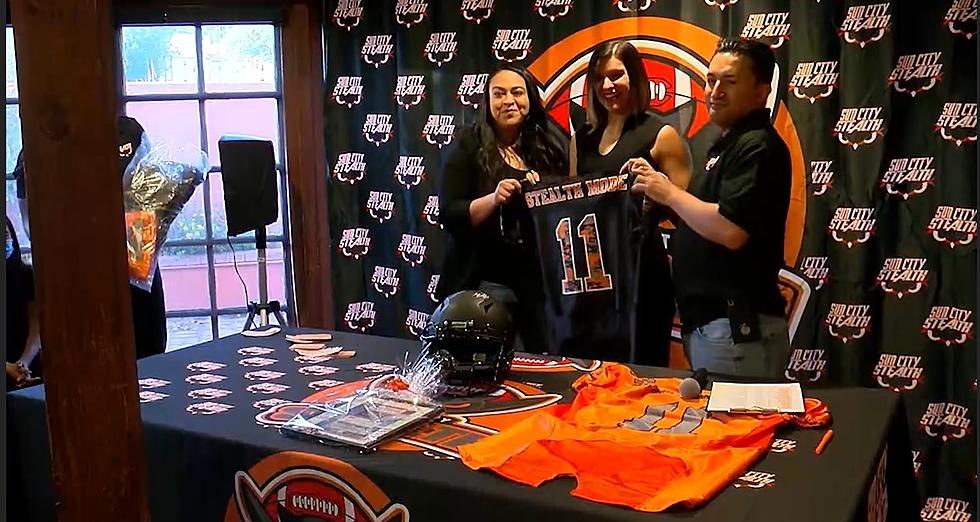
[323, 0, 977, 514]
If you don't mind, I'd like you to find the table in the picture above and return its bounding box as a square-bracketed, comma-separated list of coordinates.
[8, 329, 918, 521]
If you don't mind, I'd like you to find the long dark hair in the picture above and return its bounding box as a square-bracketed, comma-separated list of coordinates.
[476, 64, 568, 191]
[585, 40, 651, 131]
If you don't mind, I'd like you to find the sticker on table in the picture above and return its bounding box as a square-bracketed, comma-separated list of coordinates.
[186, 373, 227, 385]
[239, 357, 278, 368]
[238, 346, 275, 356]
[510, 355, 601, 373]
[187, 361, 227, 372]
[244, 370, 286, 381]
[253, 398, 291, 410]
[139, 378, 171, 389]
[241, 326, 281, 338]
[770, 439, 797, 453]
[357, 362, 398, 373]
[309, 379, 345, 390]
[286, 332, 333, 343]
[733, 471, 776, 489]
[298, 365, 339, 377]
[294, 355, 333, 364]
[291, 347, 342, 358]
[247, 383, 290, 394]
[188, 388, 232, 400]
[335, 350, 357, 359]
[255, 402, 309, 427]
[226, 453, 410, 522]
[140, 391, 168, 403]
[187, 402, 234, 415]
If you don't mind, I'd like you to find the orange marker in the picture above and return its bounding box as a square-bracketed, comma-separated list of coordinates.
[814, 429, 834, 455]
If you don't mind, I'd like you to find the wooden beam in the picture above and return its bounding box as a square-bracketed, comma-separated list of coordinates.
[281, 0, 335, 329]
[8, 1, 149, 521]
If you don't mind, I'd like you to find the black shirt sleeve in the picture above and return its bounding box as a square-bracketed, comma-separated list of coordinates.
[716, 135, 774, 238]
[439, 126, 482, 238]
[12, 150, 26, 199]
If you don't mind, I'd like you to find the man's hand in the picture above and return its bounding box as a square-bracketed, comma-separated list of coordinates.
[625, 158, 676, 206]
[6, 361, 34, 387]
[493, 179, 524, 206]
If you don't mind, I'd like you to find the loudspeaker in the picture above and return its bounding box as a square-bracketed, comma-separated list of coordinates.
[218, 135, 278, 237]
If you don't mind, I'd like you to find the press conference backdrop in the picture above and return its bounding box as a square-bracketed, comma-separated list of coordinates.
[323, 1, 977, 516]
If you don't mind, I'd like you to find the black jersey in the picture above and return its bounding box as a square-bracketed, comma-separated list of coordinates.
[517, 172, 643, 363]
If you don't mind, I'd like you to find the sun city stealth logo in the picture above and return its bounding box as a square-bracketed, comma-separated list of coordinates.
[457, 73, 488, 109]
[922, 306, 974, 346]
[394, 155, 426, 189]
[613, 0, 653, 12]
[425, 32, 459, 67]
[534, 0, 574, 21]
[881, 156, 935, 200]
[927, 206, 977, 248]
[332, 152, 366, 184]
[944, 0, 978, 39]
[921, 497, 972, 522]
[825, 303, 871, 343]
[740, 12, 791, 49]
[827, 207, 875, 248]
[331, 76, 363, 108]
[422, 114, 456, 148]
[839, 3, 891, 48]
[361, 35, 394, 68]
[733, 471, 775, 489]
[833, 107, 884, 149]
[395, 0, 428, 27]
[875, 257, 928, 299]
[371, 266, 400, 298]
[428, 274, 440, 302]
[784, 348, 826, 383]
[397, 234, 427, 266]
[338, 228, 371, 259]
[912, 450, 922, 478]
[919, 402, 971, 442]
[362, 114, 393, 146]
[365, 191, 395, 223]
[873, 353, 924, 391]
[422, 195, 440, 226]
[799, 257, 828, 290]
[333, 0, 364, 30]
[344, 301, 376, 332]
[704, 0, 739, 10]
[888, 52, 943, 97]
[770, 438, 796, 454]
[460, 0, 494, 24]
[935, 102, 977, 146]
[405, 309, 431, 337]
[492, 29, 532, 62]
[394, 75, 426, 109]
[809, 160, 834, 196]
[788, 61, 838, 103]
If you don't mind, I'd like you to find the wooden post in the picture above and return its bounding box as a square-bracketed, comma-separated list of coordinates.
[282, 0, 336, 329]
[8, 1, 150, 521]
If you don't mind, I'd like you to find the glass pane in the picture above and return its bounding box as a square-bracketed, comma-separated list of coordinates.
[165, 315, 213, 352]
[202, 24, 276, 93]
[217, 311, 252, 338]
[6, 104, 22, 173]
[5, 180, 29, 249]
[125, 100, 202, 151]
[6, 27, 17, 98]
[204, 98, 280, 165]
[208, 170, 284, 239]
[158, 244, 212, 311]
[165, 177, 207, 240]
[212, 241, 287, 310]
[122, 25, 199, 95]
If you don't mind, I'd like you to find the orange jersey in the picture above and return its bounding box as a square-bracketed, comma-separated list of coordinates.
[458, 364, 830, 512]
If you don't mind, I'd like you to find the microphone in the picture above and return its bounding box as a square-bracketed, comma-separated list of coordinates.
[679, 368, 709, 400]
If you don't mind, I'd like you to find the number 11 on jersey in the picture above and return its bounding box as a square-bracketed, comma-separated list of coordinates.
[554, 213, 613, 295]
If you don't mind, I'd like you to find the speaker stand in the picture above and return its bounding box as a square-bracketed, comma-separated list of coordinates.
[243, 226, 287, 330]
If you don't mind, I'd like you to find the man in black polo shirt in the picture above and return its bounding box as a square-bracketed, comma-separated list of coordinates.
[627, 38, 790, 379]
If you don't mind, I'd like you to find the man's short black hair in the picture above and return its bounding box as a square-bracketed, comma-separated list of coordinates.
[714, 37, 776, 85]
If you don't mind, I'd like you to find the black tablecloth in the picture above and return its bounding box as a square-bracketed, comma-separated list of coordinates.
[8, 329, 918, 521]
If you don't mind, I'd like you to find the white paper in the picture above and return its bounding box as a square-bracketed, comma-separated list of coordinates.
[706, 382, 805, 414]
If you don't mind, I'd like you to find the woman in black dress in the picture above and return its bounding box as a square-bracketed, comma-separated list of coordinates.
[570, 40, 691, 366]
[437, 64, 569, 351]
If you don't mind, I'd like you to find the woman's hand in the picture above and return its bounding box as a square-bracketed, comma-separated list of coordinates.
[6, 361, 33, 387]
[494, 179, 524, 206]
[524, 170, 541, 185]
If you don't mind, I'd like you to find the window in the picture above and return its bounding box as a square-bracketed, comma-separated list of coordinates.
[6, 27, 29, 259]
[120, 23, 295, 351]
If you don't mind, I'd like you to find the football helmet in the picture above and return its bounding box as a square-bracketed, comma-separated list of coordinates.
[420, 290, 516, 395]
